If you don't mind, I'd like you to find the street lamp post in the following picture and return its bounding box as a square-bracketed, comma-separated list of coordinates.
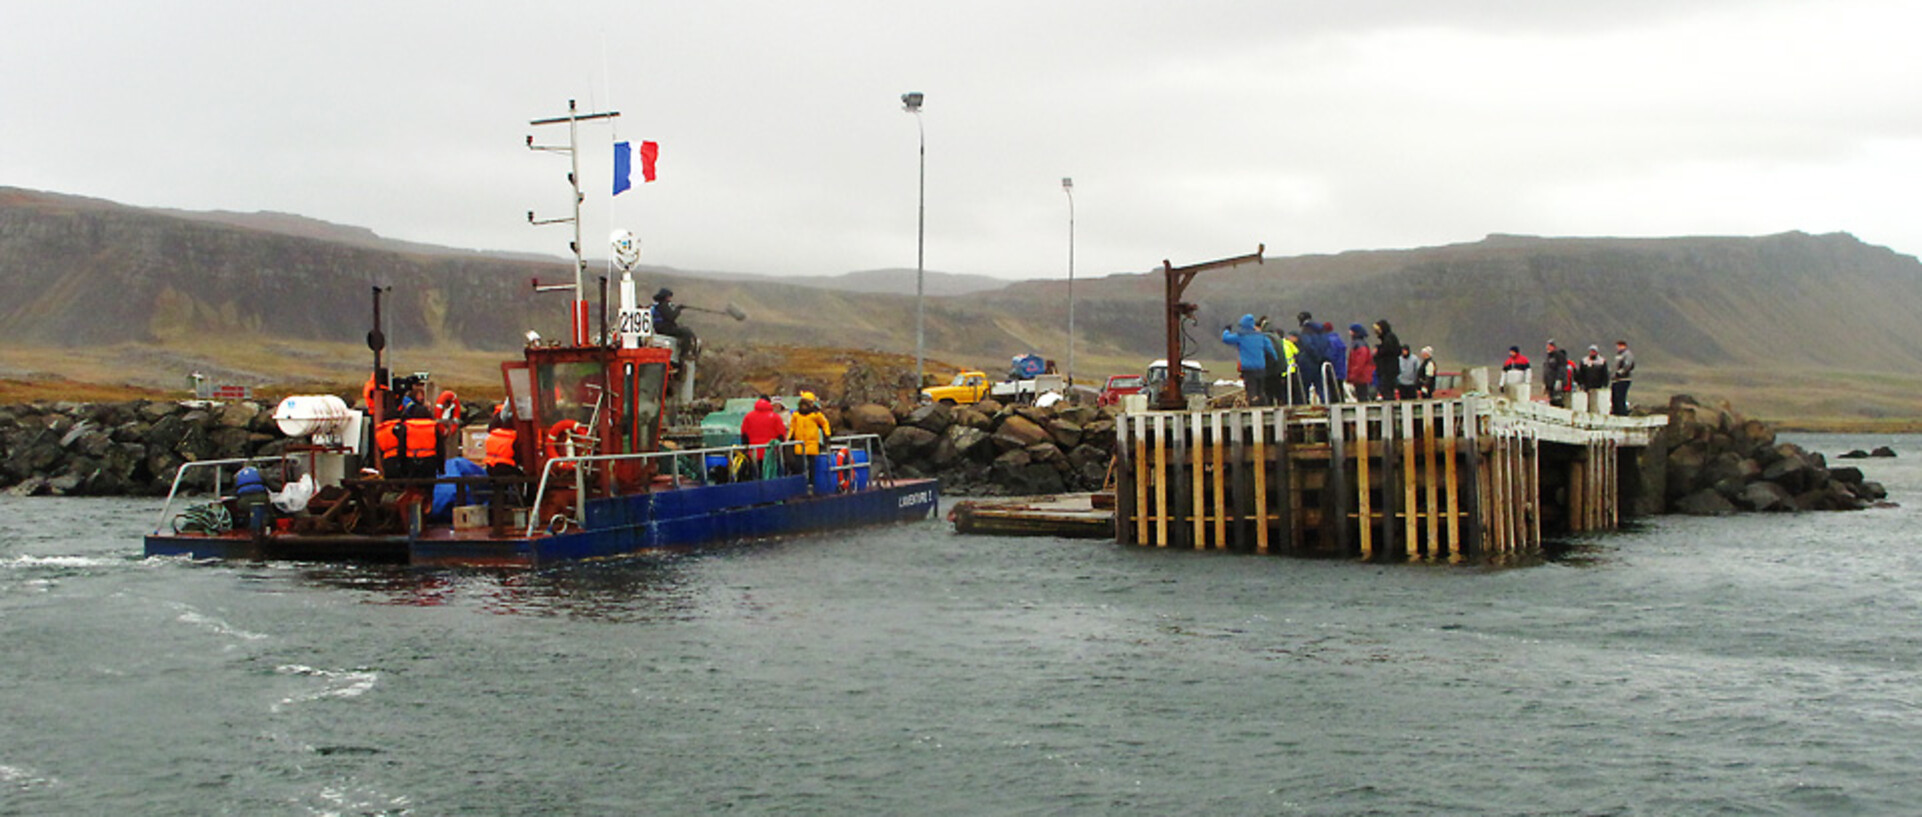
[901, 91, 926, 390]
[1062, 176, 1075, 400]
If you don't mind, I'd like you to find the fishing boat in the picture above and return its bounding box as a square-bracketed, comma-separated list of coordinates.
[143, 101, 940, 567]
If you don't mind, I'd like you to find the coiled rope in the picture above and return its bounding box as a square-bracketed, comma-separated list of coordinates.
[172, 503, 233, 534]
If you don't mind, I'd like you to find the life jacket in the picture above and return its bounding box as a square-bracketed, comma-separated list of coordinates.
[482, 427, 519, 469]
[401, 418, 439, 459]
[375, 420, 401, 460]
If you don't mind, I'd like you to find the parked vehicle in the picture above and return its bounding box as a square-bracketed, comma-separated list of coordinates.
[1097, 374, 1146, 407]
[1143, 359, 1209, 400]
[922, 371, 993, 405]
[921, 369, 1065, 405]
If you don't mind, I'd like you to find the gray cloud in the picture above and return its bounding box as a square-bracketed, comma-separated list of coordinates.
[6, 0, 1918, 279]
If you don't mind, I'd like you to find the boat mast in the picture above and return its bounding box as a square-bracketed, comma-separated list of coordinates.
[528, 99, 620, 346]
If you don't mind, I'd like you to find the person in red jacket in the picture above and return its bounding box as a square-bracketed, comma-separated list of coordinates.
[739, 397, 787, 462]
[1346, 323, 1375, 401]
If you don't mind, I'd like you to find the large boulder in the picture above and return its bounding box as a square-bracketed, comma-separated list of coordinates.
[1674, 489, 1736, 516]
[1760, 453, 1813, 493]
[905, 403, 954, 434]
[1046, 418, 1083, 449]
[953, 406, 994, 430]
[1068, 444, 1111, 488]
[944, 425, 994, 462]
[1737, 481, 1793, 512]
[883, 425, 940, 461]
[216, 402, 260, 429]
[992, 414, 1052, 451]
[843, 403, 897, 437]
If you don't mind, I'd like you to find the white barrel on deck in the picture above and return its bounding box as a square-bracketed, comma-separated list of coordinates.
[274, 394, 353, 437]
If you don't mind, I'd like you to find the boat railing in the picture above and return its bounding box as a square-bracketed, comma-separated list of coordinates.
[150, 454, 302, 534]
[525, 433, 893, 536]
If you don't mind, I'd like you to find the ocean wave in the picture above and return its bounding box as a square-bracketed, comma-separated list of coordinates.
[0, 763, 58, 791]
[1, 554, 119, 569]
[170, 604, 271, 642]
[273, 664, 379, 712]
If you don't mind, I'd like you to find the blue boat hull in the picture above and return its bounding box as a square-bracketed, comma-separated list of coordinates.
[145, 477, 940, 567]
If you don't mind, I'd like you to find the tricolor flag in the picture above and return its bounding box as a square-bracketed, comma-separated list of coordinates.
[613, 140, 659, 195]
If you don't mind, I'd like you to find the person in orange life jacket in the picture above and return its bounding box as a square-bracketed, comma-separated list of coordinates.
[479, 410, 523, 505]
[786, 392, 831, 483]
[1501, 346, 1532, 388]
[481, 412, 520, 475]
[395, 399, 440, 481]
[739, 397, 787, 461]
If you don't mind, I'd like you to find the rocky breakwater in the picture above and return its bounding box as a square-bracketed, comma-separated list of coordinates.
[0, 400, 295, 497]
[1656, 394, 1890, 514]
[840, 398, 1119, 497]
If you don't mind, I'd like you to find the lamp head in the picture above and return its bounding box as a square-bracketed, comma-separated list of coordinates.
[901, 91, 924, 112]
[1062, 177, 1073, 192]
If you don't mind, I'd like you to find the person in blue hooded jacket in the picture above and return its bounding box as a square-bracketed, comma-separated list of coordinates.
[1294, 312, 1330, 403]
[1320, 321, 1348, 402]
[1221, 314, 1278, 406]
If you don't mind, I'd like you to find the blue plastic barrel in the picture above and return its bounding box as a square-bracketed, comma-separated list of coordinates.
[812, 453, 837, 494]
[849, 449, 870, 491]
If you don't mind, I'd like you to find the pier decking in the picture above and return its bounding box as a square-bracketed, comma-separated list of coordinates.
[1115, 395, 1667, 560]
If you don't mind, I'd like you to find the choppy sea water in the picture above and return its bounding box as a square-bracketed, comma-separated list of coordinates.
[2, 433, 1919, 816]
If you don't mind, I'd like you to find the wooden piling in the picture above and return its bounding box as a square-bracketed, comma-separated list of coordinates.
[1107, 395, 1660, 558]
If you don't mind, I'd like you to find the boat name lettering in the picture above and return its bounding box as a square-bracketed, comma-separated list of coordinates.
[898, 490, 934, 508]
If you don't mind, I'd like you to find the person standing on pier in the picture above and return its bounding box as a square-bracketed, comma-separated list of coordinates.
[1321, 322, 1347, 403]
[1543, 340, 1571, 407]
[1611, 340, 1636, 415]
[1416, 347, 1439, 398]
[1501, 346, 1532, 391]
[1397, 346, 1419, 399]
[1222, 314, 1279, 406]
[1294, 312, 1329, 403]
[1576, 345, 1609, 404]
[1255, 316, 1292, 406]
[1372, 320, 1402, 401]
[1346, 324, 1375, 402]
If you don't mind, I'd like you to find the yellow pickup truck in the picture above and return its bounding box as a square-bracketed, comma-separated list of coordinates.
[921, 371, 993, 404]
[922, 370, 1067, 405]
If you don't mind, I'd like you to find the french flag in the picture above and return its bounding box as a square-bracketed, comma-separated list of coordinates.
[613, 140, 659, 195]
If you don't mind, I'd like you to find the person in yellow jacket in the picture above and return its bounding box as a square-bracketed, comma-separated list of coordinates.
[786, 392, 831, 481]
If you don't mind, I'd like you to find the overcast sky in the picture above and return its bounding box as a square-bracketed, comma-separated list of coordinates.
[7, 1, 1920, 279]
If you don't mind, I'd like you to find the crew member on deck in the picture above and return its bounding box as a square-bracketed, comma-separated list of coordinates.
[740, 397, 787, 462]
[434, 390, 463, 459]
[652, 288, 698, 359]
[786, 392, 831, 486]
[396, 396, 441, 481]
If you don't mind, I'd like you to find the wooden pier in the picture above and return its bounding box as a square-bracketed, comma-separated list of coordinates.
[1114, 396, 1666, 560]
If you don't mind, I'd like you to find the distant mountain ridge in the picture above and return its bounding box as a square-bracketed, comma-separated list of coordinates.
[3, 186, 1920, 416]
